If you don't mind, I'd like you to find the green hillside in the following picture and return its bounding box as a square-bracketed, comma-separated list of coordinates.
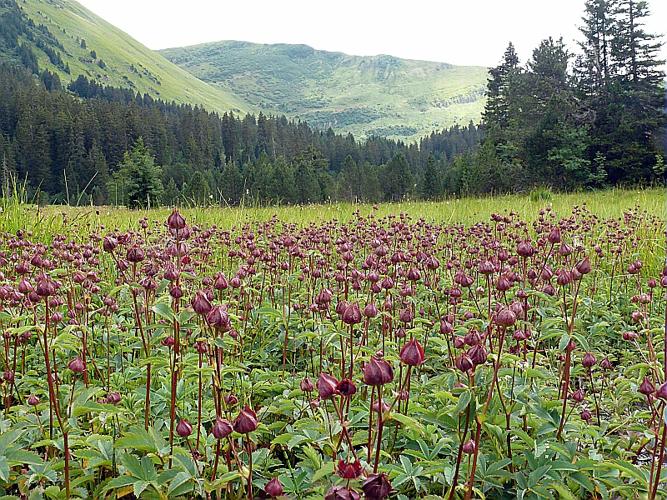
[9, 0, 247, 112]
[161, 41, 488, 140]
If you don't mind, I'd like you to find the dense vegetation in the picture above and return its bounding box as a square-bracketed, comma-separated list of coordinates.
[0, 65, 482, 206]
[450, 0, 666, 193]
[160, 41, 488, 141]
[0, 200, 665, 498]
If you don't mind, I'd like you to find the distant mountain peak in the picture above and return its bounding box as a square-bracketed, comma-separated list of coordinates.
[160, 40, 488, 140]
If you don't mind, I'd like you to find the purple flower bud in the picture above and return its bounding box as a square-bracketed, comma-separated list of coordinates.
[317, 372, 339, 399]
[300, 377, 314, 392]
[265, 477, 284, 498]
[639, 377, 655, 396]
[212, 417, 233, 439]
[233, 405, 258, 434]
[325, 485, 360, 500]
[176, 419, 192, 437]
[495, 308, 516, 327]
[336, 379, 357, 397]
[167, 210, 186, 230]
[363, 356, 394, 386]
[362, 473, 393, 500]
[462, 439, 476, 454]
[68, 357, 85, 374]
[399, 338, 425, 366]
[580, 409, 592, 423]
[342, 302, 362, 325]
[126, 245, 145, 263]
[582, 352, 596, 369]
[191, 291, 212, 315]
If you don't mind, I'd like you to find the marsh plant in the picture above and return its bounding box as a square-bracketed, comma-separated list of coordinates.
[0, 205, 665, 498]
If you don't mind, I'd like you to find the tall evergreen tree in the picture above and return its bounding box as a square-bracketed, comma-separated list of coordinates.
[421, 156, 441, 199]
[108, 138, 163, 208]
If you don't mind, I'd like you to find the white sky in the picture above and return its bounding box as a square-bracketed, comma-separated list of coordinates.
[78, 0, 666, 68]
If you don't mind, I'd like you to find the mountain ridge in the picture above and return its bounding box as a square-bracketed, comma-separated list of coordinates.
[160, 40, 488, 140]
[5, 0, 248, 113]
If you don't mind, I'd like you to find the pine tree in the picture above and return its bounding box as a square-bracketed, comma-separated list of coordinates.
[606, 0, 665, 180]
[380, 154, 413, 201]
[576, 0, 614, 93]
[108, 138, 163, 208]
[421, 156, 441, 199]
[483, 42, 521, 128]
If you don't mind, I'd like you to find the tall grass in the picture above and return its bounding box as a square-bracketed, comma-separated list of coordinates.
[2, 187, 664, 265]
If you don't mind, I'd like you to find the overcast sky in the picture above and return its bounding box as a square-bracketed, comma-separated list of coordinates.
[78, 0, 666, 68]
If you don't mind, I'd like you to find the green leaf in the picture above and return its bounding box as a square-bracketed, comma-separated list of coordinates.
[167, 472, 192, 496]
[312, 461, 335, 483]
[133, 480, 150, 498]
[390, 413, 425, 436]
[152, 301, 175, 322]
[0, 456, 9, 482]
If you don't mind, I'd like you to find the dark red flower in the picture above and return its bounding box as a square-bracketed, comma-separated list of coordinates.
[337, 459, 363, 479]
[494, 308, 516, 327]
[212, 417, 233, 439]
[582, 352, 596, 369]
[300, 377, 314, 392]
[176, 419, 192, 437]
[342, 302, 362, 325]
[317, 372, 339, 399]
[68, 357, 85, 374]
[399, 338, 425, 366]
[361, 473, 393, 500]
[462, 439, 476, 454]
[126, 245, 145, 263]
[233, 405, 258, 434]
[325, 486, 360, 500]
[265, 477, 284, 498]
[167, 209, 186, 230]
[580, 409, 592, 423]
[336, 379, 357, 397]
[363, 356, 394, 386]
[192, 291, 212, 315]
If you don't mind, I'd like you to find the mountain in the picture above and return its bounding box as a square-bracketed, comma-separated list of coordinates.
[1, 0, 246, 112]
[160, 41, 489, 141]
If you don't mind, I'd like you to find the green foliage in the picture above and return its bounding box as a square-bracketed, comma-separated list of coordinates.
[0, 200, 664, 497]
[108, 138, 163, 208]
[0, 64, 481, 206]
[469, 0, 665, 194]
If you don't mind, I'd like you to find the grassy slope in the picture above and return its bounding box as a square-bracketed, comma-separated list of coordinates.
[18, 0, 248, 112]
[160, 41, 489, 141]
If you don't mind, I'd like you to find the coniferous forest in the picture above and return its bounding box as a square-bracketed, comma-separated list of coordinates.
[0, 0, 664, 207]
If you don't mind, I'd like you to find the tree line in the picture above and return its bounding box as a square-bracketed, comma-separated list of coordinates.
[451, 0, 665, 194]
[0, 0, 664, 206]
[0, 65, 482, 206]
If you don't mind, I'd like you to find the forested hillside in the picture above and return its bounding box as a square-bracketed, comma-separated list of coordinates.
[0, 67, 482, 206]
[0, 0, 247, 112]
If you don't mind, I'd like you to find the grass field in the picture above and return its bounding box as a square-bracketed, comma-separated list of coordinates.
[5, 186, 664, 234]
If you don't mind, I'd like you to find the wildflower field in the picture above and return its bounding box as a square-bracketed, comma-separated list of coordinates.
[0, 188, 666, 499]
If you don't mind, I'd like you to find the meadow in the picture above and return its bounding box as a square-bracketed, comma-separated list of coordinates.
[0, 187, 666, 499]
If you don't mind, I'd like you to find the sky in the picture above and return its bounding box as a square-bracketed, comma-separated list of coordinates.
[78, 0, 667, 68]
